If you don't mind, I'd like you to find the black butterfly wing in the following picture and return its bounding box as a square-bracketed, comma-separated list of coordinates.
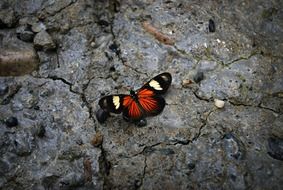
[139, 72, 172, 95]
[135, 72, 172, 117]
[98, 94, 126, 114]
[136, 88, 166, 117]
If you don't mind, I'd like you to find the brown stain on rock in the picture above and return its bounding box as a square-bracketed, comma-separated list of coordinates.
[83, 158, 93, 183]
[142, 21, 175, 45]
[91, 132, 103, 147]
[0, 49, 39, 76]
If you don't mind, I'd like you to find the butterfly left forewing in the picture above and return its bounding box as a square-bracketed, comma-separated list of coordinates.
[98, 95, 125, 114]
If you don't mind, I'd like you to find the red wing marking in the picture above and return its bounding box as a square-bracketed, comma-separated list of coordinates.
[137, 89, 160, 113]
[137, 88, 155, 97]
[123, 96, 142, 119]
[138, 96, 158, 113]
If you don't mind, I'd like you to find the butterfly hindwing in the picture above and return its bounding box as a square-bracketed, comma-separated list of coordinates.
[122, 95, 143, 121]
[140, 72, 172, 95]
[98, 95, 125, 114]
[99, 95, 144, 121]
[139, 95, 165, 116]
[137, 88, 165, 116]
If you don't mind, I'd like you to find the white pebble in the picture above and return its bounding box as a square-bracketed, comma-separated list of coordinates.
[214, 99, 225, 108]
[90, 41, 96, 47]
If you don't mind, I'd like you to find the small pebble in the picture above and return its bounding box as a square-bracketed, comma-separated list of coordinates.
[136, 118, 147, 127]
[33, 30, 56, 50]
[16, 26, 34, 42]
[5, 116, 18, 127]
[214, 99, 225, 108]
[208, 19, 215, 32]
[0, 85, 9, 96]
[182, 79, 193, 88]
[96, 108, 109, 123]
[91, 132, 103, 147]
[90, 41, 96, 47]
[193, 71, 204, 83]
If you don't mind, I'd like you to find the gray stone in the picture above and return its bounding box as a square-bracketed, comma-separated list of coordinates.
[31, 22, 46, 33]
[16, 26, 34, 42]
[267, 137, 283, 161]
[33, 30, 56, 50]
[0, 0, 283, 189]
[0, 9, 16, 28]
[5, 116, 18, 127]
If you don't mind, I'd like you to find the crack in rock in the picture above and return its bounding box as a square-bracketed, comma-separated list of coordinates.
[99, 144, 111, 189]
[192, 90, 211, 102]
[107, 4, 148, 77]
[192, 109, 215, 142]
[138, 155, 147, 190]
[228, 100, 280, 114]
[133, 142, 162, 157]
[40, 0, 78, 18]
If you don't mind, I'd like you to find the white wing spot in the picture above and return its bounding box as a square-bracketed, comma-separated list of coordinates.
[113, 96, 120, 109]
[149, 80, 162, 90]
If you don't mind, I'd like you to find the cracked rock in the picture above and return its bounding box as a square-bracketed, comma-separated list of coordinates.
[0, 0, 283, 189]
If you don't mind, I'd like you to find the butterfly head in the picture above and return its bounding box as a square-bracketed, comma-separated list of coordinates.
[130, 89, 136, 97]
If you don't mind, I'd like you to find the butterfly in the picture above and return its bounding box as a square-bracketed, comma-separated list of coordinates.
[96, 72, 172, 124]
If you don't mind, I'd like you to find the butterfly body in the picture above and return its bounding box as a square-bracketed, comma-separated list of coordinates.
[97, 72, 172, 124]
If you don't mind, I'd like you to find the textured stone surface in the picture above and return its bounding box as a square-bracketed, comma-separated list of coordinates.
[33, 30, 56, 50]
[0, 0, 282, 189]
[0, 8, 16, 28]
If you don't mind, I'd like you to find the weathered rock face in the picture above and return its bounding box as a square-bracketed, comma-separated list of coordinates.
[0, 0, 283, 189]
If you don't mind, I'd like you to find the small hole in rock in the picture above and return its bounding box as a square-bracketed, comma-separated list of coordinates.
[109, 66, 115, 72]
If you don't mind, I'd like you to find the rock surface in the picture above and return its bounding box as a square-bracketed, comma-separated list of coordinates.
[33, 30, 56, 50]
[0, 0, 282, 189]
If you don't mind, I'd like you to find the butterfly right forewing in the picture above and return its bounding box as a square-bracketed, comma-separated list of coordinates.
[134, 72, 171, 117]
[141, 72, 172, 95]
